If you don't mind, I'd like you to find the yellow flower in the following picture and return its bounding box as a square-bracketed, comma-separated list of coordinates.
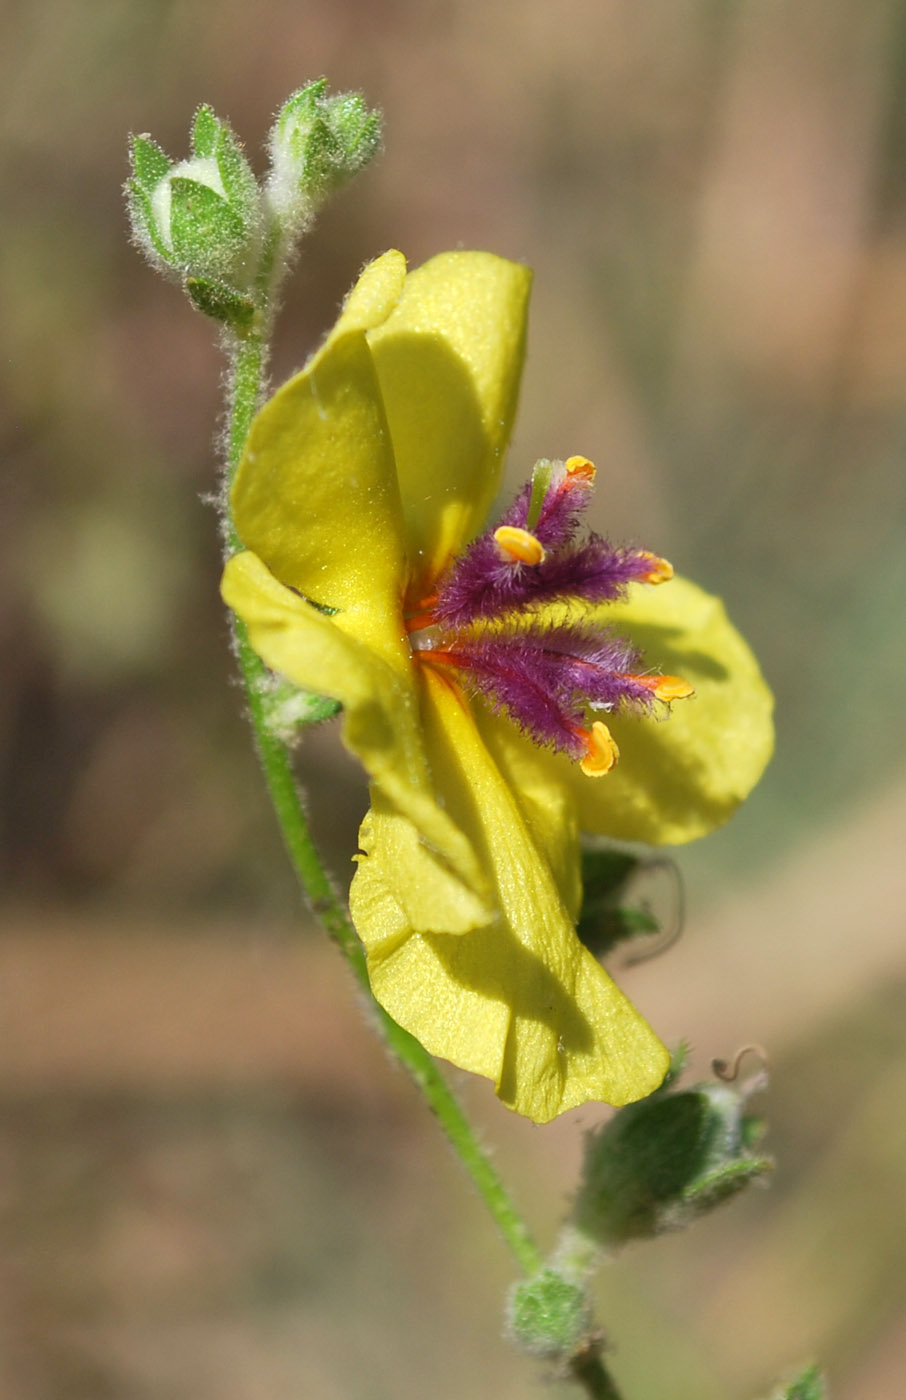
[221, 250, 773, 1124]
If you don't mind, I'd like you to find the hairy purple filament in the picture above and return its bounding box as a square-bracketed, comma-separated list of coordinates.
[407, 458, 679, 767]
[433, 463, 662, 630]
[415, 628, 656, 759]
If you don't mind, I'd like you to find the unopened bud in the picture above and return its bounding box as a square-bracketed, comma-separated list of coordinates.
[266, 79, 382, 232]
[127, 105, 262, 313]
[568, 1053, 772, 1249]
[506, 1269, 593, 1359]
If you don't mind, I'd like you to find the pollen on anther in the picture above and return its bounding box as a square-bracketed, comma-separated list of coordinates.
[651, 675, 694, 702]
[564, 455, 596, 483]
[494, 525, 546, 565]
[579, 720, 619, 777]
[630, 673, 694, 702]
[640, 552, 674, 585]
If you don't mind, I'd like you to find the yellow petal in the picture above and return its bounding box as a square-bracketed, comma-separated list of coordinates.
[474, 705, 583, 924]
[367, 251, 532, 592]
[533, 576, 775, 845]
[221, 551, 490, 927]
[230, 251, 409, 650]
[351, 668, 669, 1123]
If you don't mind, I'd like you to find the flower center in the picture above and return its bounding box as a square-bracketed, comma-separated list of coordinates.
[405, 457, 692, 776]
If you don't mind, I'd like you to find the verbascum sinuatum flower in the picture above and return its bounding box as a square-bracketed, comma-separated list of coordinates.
[221, 250, 774, 1123]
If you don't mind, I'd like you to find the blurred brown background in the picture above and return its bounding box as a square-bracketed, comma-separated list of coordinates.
[2, 2, 906, 1397]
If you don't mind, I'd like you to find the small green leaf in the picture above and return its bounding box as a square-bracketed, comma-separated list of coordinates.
[191, 103, 219, 158]
[760, 1362, 826, 1400]
[185, 277, 256, 329]
[168, 177, 245, 274]
[578, 901, 659, 957]
[577, 847, 668, 957]
[260, 677, 341, 741]
[129, 134, 171, 194]
[784, 1365, 826, 1400]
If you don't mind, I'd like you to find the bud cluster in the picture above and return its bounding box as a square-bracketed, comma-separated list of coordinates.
[126, 81, 382, 330]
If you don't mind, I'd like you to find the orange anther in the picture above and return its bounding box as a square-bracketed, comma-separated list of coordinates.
[579, 720, 619, 777]
[494, 525, 546, 565]
[630, 674, 694, 705]
[640, 552, 674, 584]
[650, 675, 694, 702]
[564, 455, 596, 484]
[629, 673, 694, 702]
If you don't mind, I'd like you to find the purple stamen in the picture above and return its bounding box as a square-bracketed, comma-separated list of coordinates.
[428, 626, 656, 758]
[433, 527, 657, 629]
[411, 457, 685, 770]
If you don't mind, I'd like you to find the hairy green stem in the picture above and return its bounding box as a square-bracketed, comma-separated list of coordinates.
[225, 332, 267, 511]
[221, 311, 543, 1282]
[568, 1350, 625, 1400]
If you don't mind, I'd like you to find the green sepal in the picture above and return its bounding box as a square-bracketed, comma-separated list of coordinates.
[191, 104, 257, 214]
[210, 113, 259, 218]
[129, 133, 171, 194]
[320, 91, 382, 185]
[185, 277, 256, 329]
[679, 1154, 773, 1216]
[278, 77, 329, 127]
[126, 178, 173, 266]
[507, 1269, 592, 1359]
[168, 176, 246, 276]
[759, 1363, 826, 1400]
[191, 103, 219, 158]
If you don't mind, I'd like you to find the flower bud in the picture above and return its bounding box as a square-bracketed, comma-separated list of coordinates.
[127, 105, 262, 309]
[266, 79, 382, 232]
[506, 1269, 593, 1359]
[568, 1054, 773, 1250]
